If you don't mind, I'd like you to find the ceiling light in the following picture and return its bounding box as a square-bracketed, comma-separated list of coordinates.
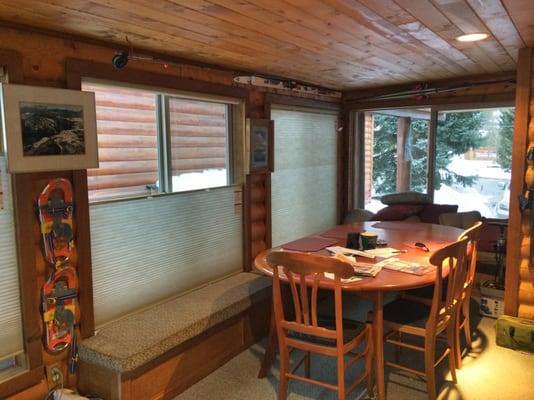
[456, 33, 488, 42]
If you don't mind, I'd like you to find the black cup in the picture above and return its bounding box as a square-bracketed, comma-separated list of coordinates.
[346, 232, 361, 250]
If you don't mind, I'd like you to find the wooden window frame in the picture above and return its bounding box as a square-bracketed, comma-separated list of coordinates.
[349, 101, 515, 210]
[0, 49, 44, 398]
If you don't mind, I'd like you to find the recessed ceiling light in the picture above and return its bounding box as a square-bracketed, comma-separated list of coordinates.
[456, 33, 488, 42]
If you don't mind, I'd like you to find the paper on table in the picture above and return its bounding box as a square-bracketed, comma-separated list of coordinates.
[363, 247, 406, 257]
[333, 253, 382, 277]
[326, 246, 376, 259]
[377, 258, 434, 275]
[324, 272, 362, 283]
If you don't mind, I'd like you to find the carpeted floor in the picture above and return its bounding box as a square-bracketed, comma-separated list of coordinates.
[175, 295, 534, 400]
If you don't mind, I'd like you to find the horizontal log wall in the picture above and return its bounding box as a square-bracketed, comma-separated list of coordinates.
[84, 83, 229, 200]
[0, 24, 337, 400]
[507, 48, 534, 318]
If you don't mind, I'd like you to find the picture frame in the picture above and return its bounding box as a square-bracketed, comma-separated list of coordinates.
[0, 83, 98, 173]
[246, 118, 274, 173]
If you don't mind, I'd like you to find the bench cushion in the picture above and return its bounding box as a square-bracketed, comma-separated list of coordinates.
[79, 272, 272, 373]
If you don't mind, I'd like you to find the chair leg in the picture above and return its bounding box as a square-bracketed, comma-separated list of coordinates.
[463, 300, 473, 349]
[366, 327, 375, 398]
[258, 312, 277, 378]
[304, 351, 311, 378]
[337, 351, 345, 400]
[447, 324, 458, 384]
[279, 345, 289, 400]
[455, 309, 463, 370]
[424, 340, 437, 400]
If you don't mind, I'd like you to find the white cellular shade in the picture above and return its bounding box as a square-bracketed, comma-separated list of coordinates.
[271, 109, 338, 247]
[90, 186, 243, 327]
[0, 156, 24, 359]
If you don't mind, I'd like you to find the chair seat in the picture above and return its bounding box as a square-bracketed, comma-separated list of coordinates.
[383, 298, 430, 329]
[289, 316, 366, 347]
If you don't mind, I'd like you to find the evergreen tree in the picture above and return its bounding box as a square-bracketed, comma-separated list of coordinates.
[371, 111, 485, 196]
[496, 109, 514, 171]
[434, 111, 485, 189]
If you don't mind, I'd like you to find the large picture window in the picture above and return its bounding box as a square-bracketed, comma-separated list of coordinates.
[82, 81, 233, 202]
[359, 106, 514, 218]
[82, 81, 244, 326]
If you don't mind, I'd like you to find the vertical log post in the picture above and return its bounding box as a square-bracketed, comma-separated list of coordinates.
[396, 117, 411, 192]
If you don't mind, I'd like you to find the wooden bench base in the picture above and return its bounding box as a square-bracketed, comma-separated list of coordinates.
[79, 298, 270, 400]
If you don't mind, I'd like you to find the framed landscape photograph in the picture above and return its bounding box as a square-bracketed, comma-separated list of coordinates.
[0, 84, 98, 172]
[246, 118, 274, 173]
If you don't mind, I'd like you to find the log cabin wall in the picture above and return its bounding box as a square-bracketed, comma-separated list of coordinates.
[505, 48, 534, 318]
[0, 25, 338, 399]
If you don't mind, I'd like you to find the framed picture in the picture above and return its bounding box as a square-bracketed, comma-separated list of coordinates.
[0, 83, 98, 172]
[246, 118, 274, 173]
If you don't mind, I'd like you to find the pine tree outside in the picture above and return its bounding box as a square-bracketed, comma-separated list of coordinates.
[364, 107, 514, 218]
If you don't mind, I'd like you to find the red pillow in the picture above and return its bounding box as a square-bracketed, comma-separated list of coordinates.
[371, 204, 424, 221]
[419, 204, 458, 224]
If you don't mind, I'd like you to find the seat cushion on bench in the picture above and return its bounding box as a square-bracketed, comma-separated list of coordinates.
[79, 272, 272, 373]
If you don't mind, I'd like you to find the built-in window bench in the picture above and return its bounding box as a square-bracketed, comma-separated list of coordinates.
[78, 272, 272, 400]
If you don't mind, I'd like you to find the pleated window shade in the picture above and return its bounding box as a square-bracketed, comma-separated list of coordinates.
[90, 186, 243, 327]
[0, 156, 24, 360]
[271, 108, 338, 247]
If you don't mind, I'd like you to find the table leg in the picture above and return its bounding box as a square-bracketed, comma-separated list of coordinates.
[374, 292, 385, 400]
[258, 309, 277, 378]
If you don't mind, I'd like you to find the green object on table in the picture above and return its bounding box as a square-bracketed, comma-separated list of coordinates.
[361, 231, 378, 250]
[496, 315, 534, 352]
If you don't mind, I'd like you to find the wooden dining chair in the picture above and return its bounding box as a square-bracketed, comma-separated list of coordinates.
[454, 221, 482, 368]
[403, 221, 483, 369]
[379, 238, 468, 400]
[267, 250, 373, 400]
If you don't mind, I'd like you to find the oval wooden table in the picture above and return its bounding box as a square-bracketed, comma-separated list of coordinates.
[254, 221, 463, 400]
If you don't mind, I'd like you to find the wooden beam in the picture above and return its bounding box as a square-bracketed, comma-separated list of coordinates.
[396, 117, 411, 192]
[505, 48, 532, 316]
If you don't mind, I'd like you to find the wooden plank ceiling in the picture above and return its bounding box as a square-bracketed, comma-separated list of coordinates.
[0, 0, 532, 90]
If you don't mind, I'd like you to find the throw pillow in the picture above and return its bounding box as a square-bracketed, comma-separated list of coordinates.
[371, 204, 424, 221]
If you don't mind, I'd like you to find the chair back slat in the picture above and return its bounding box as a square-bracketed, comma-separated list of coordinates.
[428, 238, 469, 331]
[267, 251, 354, 341]
[285, 267, 302, 324]
[458, 221, 482, 291]
[311, 274, 320, 327]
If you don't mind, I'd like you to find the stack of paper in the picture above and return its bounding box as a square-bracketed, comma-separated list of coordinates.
[333, 253, 382, 277]
[376, 258, 434, 275]
[363, 247, 406, 258]
[324, 272, 362, 283]
[326, 246, 376, 259]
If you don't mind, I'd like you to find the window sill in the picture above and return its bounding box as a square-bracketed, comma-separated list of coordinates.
[89, 183, 243, 206]
[0, 366, 42, 398]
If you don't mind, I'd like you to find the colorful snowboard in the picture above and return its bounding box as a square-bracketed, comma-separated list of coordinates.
[38, 178, 79, 353]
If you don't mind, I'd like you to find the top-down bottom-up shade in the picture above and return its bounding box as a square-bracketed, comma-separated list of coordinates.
[270, 108, 338, 247]
[89, 185, 243, 327]
[0, 156, 24, 360]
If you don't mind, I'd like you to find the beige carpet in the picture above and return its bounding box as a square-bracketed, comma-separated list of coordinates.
[175, 296, 534, 400]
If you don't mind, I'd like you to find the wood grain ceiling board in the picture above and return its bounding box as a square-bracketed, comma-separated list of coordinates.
[502, 0, 534, 47]
[0, 0, 530, 90]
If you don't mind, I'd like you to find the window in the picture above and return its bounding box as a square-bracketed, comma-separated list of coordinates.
[0, 157, 25, 378]
[434, 109, 513, 218]
[363, 109, 429, 212]
[271, 107, 338, 246]
[82, 81, 244, 326]
[358, 106, 514, 218]
[82, 81, 234, 202]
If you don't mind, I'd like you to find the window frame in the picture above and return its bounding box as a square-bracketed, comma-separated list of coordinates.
[82, 78, 245, 204]
[0, 50, 44, 398]
[351, 100, 515, 212]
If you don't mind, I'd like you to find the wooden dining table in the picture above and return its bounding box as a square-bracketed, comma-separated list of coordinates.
[253, 221, 463, 400]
